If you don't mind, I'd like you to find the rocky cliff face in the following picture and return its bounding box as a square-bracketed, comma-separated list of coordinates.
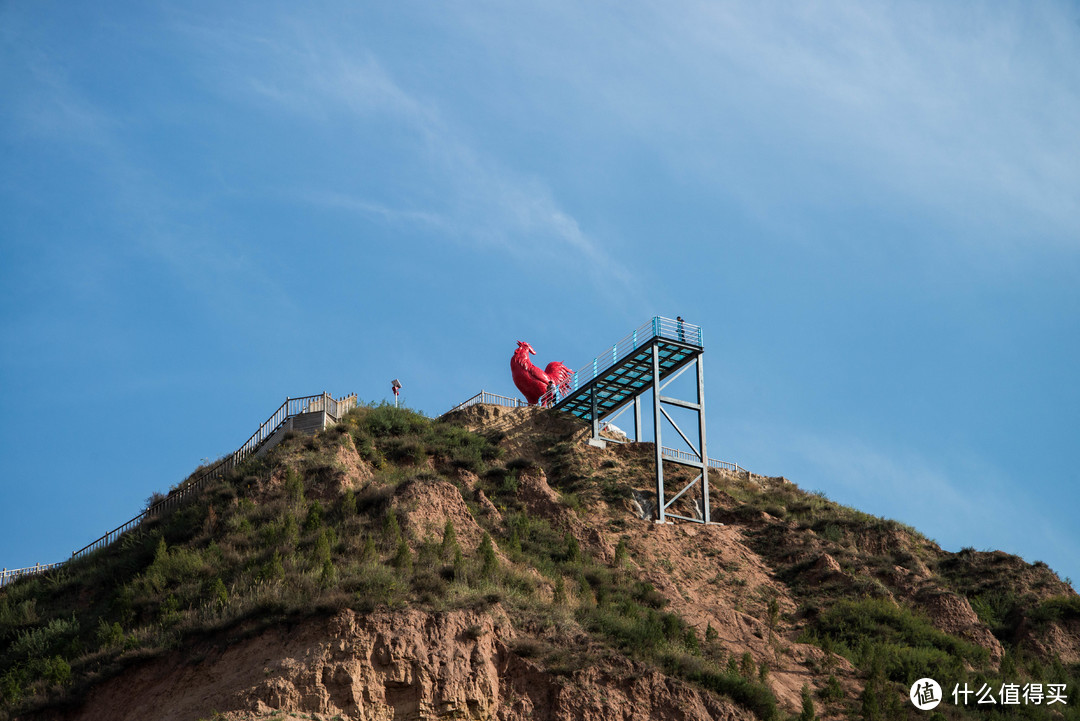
[56, 607, 752, 721]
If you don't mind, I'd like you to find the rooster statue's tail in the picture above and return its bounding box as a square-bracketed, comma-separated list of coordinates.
[544, 362, 573, 394]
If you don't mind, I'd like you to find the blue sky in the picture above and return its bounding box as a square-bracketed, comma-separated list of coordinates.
[2, 2, 1078, 585]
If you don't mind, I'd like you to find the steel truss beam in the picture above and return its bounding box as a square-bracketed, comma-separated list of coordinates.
[650, 340, 709, 524]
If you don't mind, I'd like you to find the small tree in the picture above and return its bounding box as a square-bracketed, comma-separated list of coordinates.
[553, 576, 568, 605]
[314, 530, 332, 566]
[341, 488, 357, 517]
[360, 535, 377, 564]
[800, 684, 817, 721]
[452, 545, 466, 583]
[564, 533, 581, 564]
[210, 577, 228, 610]
[739, 651, 755, 679]
[440, 519, 459, 561]
[614, 537, 629, 565]
[393, 537, 413, 572]
[383, 508, 402, 549]
[303, 500, 324, 533]
[285, 468, 304, 505]
[479, 533, 498, 581]
[319, 558, 337, 588]
[767, 596, 780, 639]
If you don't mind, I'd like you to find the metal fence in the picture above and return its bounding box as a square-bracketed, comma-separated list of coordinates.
[440, 390, 526, 416]
[70, 392, 357, 561]
[0, 563, 64, 589]
[661, 447, 746, 474]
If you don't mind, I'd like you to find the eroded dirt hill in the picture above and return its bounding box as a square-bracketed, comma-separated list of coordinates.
[3, 402, 1078, 721]
[57, 607, 754, 721]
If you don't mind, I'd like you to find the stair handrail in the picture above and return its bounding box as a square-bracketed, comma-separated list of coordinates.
[69, 392, 356, 561]
[0, 562, 65, 588]
[441, 390, 527, 416]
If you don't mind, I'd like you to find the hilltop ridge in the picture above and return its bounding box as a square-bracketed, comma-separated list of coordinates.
[1, 402, 1077, 720]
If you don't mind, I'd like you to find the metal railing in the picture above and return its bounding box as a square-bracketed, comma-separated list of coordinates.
[661, 446, 746, 474]
[441, 390, 527, 416]
[70, 392, 356, 561]
[1, 563, 65, 588]
[538, 315, 702, 407]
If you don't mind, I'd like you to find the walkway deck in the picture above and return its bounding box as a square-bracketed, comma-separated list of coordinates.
[543, 316, 702, 425]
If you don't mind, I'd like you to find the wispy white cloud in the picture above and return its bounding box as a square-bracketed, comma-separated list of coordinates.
[302, 192, 452, 232]
[174, 10, 638, 297]
[452, 1, 1080, 253]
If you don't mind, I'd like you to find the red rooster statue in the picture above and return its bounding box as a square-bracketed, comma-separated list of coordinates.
[511, 341, 572, 405]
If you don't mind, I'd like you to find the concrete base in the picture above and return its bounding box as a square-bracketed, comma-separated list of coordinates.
[254, 410, 336, 458]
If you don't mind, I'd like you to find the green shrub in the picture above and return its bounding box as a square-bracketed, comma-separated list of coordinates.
[158, 594, 181, 626]
[499, 470, 520, 495]
[96, 618, 125, 649]
[1028, 595, 1080, 627]
[355, 403, 430, 438]
[384, 438, 426, 465]
[814, 597, 988, 685]
[261, 553, 285, 581]
[144, 542, 209, 592]
[352, 564, 405, 610]
[9, 616, 79, 661]
[820, 675, 843, 703]
[739, 651, 755, 679]
[42, 655, 71, 686]
[663, 654, 778, 721]
[210, 577, 228, 609]
[1, 669, 23, 705]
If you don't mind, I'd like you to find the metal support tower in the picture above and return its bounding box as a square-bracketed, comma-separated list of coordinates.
[649, 346, 708, 524]
[547, 316, 712, 524]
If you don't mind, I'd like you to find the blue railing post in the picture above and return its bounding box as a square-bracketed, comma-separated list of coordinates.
[632, 329, 637, 349]
[652, 316, 659, 337]
[593, 357, 598, 379]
